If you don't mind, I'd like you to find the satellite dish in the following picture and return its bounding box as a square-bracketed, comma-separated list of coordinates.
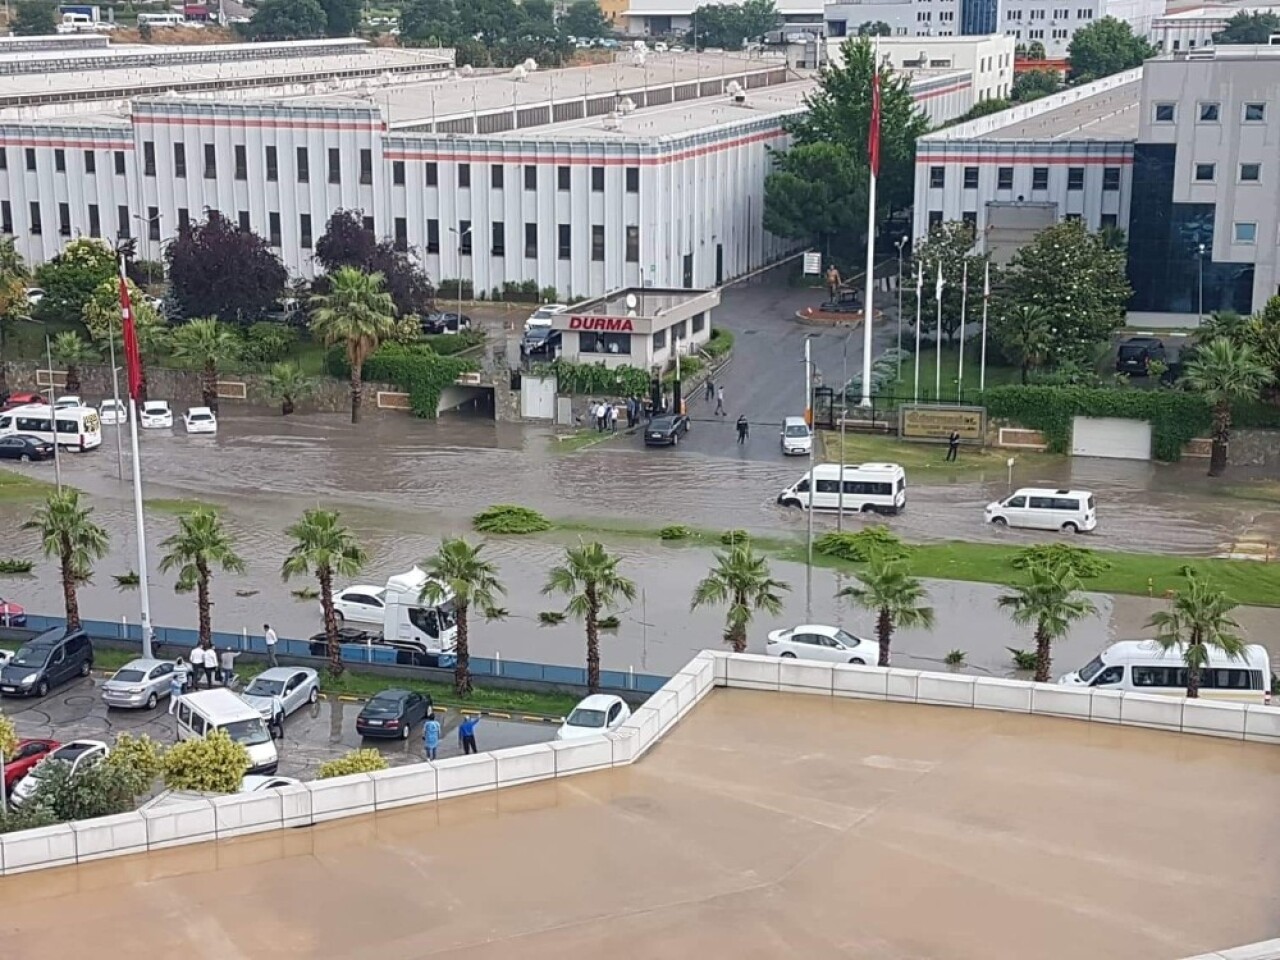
[510, 64, 527, 80]
[619, 96, 636, 113]
[460, 64, 474, 76]
[625, 293, 638, 310]
[523, 58, 538, 71]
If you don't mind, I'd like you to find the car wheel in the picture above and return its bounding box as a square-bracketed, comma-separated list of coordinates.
[35, 680, 48, 698]
[672, 433, 678, 445]
[849, 657, 866, 665]
[19, 454, 30, 463]
[1062, 522, 1079, 534]
[991, 516, 1007, 526]
[79, 660, 91, 677]
[779, 652, 796, 659]
[333, 610, 345, 624]
[400, 723, 410, 740]
[861, 504, 875, 514]
[308, 685, 319, 704]
[146, 692, 158, 710]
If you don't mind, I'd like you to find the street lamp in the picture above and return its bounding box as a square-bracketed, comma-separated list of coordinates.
[449, 224, 473, 330]
[895, 236, 907, 379]
[1197, 242, 1206, 325]
[802, 332, 820, 618]
[836, 328, 854, 534]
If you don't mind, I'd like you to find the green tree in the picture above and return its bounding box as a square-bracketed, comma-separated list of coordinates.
[13, 1, 57, 35]
[1066, 17, 1154, 84]
[248, 0, 328, 38]
[543, 542, 636, 693]
[998, 562, 1096, 682]
[999, 219, 1131, 367]
[905, 221, 990, 343]
[159, 507, 246, 652]
[1213, 11, 1280, 44]
[690, 543, 789, 653]
[993, 304, 1054, 383]
[309, 266, 397, 424]
[420, 537, 507, 697]
[81, 277, 169, 402]
[1027, 40, 1047, 60]
[952, 98, 1011, 122]
[161, 729, 251, 793]
[1012, 68, 1060, 103]
[104, 733, 164, 796]
[23, 489, 109, 633]
[282, 508, 367, 678]
[855, 20, 891, 35]
[688, 0, 779, 49]
[561, 0, 609, 37]
[836, 554, 934, 667]
[169, 317, 241, 412]
[50, 331, 95, 395]
[1146, 571, 1247, 698]
[264, 362, 314, 416]
[319, 0, 361, 34]
[399, 0, 459, 43]
[33, 237, 117, 326]
[763, 142, 863, 260]
[1184, 338, 1272, 477]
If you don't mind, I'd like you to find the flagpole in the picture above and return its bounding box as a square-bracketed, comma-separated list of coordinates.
[44, 334, 62, 492]
[934, 263, 944, 401]
[118, 262, 154, 659]
[860, 44, 881, 408]
[913, 262, 922, 403]
[107, 330, 124, 482]
[958, 261, 968, 401]
[980, 262, 990, 394]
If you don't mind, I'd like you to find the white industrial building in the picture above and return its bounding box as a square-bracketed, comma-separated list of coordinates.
[1149, 3, 1280, 51]
[830, 34, 1016, 103]
[624, 0, 823, 36]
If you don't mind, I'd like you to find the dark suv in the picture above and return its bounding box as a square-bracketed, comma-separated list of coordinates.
[1116, 336, 1166, 375]
[0, 627, 93, 698]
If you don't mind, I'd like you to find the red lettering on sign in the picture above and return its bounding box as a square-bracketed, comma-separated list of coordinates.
[568, 316, 634, 333]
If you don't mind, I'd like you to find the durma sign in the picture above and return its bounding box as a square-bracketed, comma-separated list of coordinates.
[568, 316, 635, 333]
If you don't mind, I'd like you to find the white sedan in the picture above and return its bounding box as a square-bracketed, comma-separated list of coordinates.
[765, 624, 881, 665]
[99, 399, 126, 425]
[555, 694, 631, 741]
[331, 585, 388, 626]
[53, 395, 82, 410]
[183, 406, 217, 434]
[140, 400, 173, 428]
[11, 739, 109, 807]
[240, 667, 320, 724]
[240, 774, 300, 792]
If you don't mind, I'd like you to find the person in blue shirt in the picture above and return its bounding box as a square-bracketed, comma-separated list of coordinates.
[423, 713, 441, 761]
[459, 715, 481, 755]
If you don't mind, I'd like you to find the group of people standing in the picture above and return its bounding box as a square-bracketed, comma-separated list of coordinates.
[422, 712, 481, 760]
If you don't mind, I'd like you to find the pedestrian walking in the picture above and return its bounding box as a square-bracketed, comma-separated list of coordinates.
[199, 644, 217, 688]
[736, 415, 750, 445]
[459, 714, 481, 755]
[608, 402, 618, 433]
[704, 378, 715, 402]
[169, 659, 188, 711]
[264, 623, 278, 668]
[595, 401, 607, 432]
[946, 430, 960, 462]
[219, 648, 239, 687]
[423, 712, 441, 761]
[715, 386, 726, 417]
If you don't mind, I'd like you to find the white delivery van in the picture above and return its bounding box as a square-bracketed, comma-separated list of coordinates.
[777, 462, 906, 514]
[173, 688, 279, 773]
[780, 416, 813, 456]
[1058, 640, 1272, 704]
[985, 487, 1096, 533]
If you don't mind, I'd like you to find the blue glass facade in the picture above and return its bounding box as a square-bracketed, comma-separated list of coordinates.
[961, 0, 998, 35]
[1126, 143, 1256, 315]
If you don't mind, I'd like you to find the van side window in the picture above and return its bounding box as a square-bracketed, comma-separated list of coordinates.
[1051, 498, 1080, 510]
[795, 479, 810, 493]
[1028, 497, 1053, 509]
[1006, 496, 1026, 508]
[177, 702, 192, 725]
[1092, 665, 1124, 686]
[816, 479, 841, 494]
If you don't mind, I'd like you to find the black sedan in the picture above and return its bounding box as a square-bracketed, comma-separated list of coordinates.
[644, 414, 690, 447]
[355, 688, 433, 739]
[0, 435, 55, 462]
[421, 311, 471, 334]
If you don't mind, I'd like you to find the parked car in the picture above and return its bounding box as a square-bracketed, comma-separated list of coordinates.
[524, 304, 569, 331]
[23, 287, 44, 307]
[183, 406, 217, 434]
[355, 688, 433, 739]
[52, 395, 82, 410]
[764, 624, 880, 664]
[332, 585, 388, 625]
[0, 626, 93, 697]
[10, 739, 109, 807]
[644, 414, 690, 447]
[521, 326, 561, 357]
[101, 658, 176, 710]
[0, 644, 12, 665]
[1, 391, 45, 412]
[239, 667, 320, 724]
[140, 400, 173, 428]
[1116, 336, 1166, 376]
[555, 694, 631, 741]
[780, 416, 813, 456]
[99, 399, 126, 425]
[421, 311, 471, 334]
[0, 435, 55, 462]
[240, 774, 300, 792]
[0, 598, 24, 628]
[3, 739, 59, 794]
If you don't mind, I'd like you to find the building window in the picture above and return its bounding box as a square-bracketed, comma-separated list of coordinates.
[1153, 103, 1175, 123]
[1244, 102, 1266, 122]
[1240, 163, 1261, 182]
[1029, 8, 1044, 17]
[114, 151, 125, 175]
[929, 166, 945, 188]
[0, 148, 5, 170]
[1234, 222, 1257, 244]
[1077, 7, 1092, 17]
[297, 147, 309, 183]
[203, 143, 216, 179]
[692, 312, 705, 334]
[116, 204, 128, 239]
[171, 143, 185, 178]
[458, 220, 472, 255]
[591, 224, 605, 261]
[961, 210, 977, 230]
[457, 162, 470, 188]
[425, 161, 437, 186]
[625, 166, 639, 192]
[300, 214, 312, 249]
[389, 160, 404, 186]
[24, 148, 35, 172]
[87, 204, 99, 237]
[177, 208, 189, 232]
[1032, 166, 1049, 190]
[426, 219, 439, 254]
[1067, 166, 1084, 190]
[491, 164, 503, 189]
[557, 165, 570, 190]
[524, 164, 537, 190]
[3, 201, 14, 234]
[266, 146, 278, 182]
[1198, 102, 1220, 122]
[591, 166, 605, 191]
[1103, 166, 1120, 191]
[147, 206, 160, 241]
[1065, 212, 1082, 222]
[963, 166, 978, 189]
[362, 215, 374, 234]
[1194, 162, 1215, 181]
[234, 144, 247, 181]
[58, 202, 70, 237]
[581, 332, 631, 355]
[928, 210, 943, 229]
[394, 217, 407, 252]
[238, 211, 250, 233]
[524, 222, 537, 258]
[328, 148, 341, 184]
[1053, 7, 1067, 16]
[54, 148, 66, 173]
[626, 225, 639, 262]
[997, 166, 1013, 190]
[269, 212, 281, 247]
[29, 202, 42, 235]
[491, 221, 505, 256]
[652, 329, 666, 350]
[1100, 212, 1117, 229]
[358, 149, 372, 185]
[557, 224, 571, 259]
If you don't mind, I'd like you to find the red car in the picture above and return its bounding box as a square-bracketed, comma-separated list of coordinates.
[0, 392, 44, 412]
[0, 598, 25, 627]
[3, 739, 59, 793]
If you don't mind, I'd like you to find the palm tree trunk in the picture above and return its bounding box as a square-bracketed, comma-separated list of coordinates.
[282, 397, 295, 416]
[877, 607, 893, 667]
[203, 360, 218, 413]
[60, 533, 80, 630]
[350, 365, 363, 424]
[66, 364, 80, 394]
[1187, 664, 1201, 699]
[454, 605, 472, 697]
[1208, 403, 1230, 477]
[585, 588, 601, 693]
[1020, 361, 1029, 385]
[1033, 624, 1052, 683]
[318, 566, 343, 678]
[196, 560, 212, 648]
[726, 589, 748, 654]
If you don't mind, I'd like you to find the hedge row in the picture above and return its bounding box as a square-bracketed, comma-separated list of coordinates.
[327, 343, 478, 418]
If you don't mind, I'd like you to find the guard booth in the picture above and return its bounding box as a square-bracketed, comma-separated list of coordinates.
[812, 386, 838, 430]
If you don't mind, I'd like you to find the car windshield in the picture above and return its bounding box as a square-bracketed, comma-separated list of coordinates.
[112, 669, 146, 683]
[566, 708, 607, 728]
[650, 417, 674, 430]
[190, 413, 212, 421]
[11, 646, 49, 668]
[221, 718, 272, 746]
[1078, 656, 1106, 683]
[364, 697, 403, 715]
[832, 629, 861, 647]
[1118, 345, 1146, 359]
[784, 424, 809, 437]
[144, 404, 167, 413]
[245, 678, 285, 697]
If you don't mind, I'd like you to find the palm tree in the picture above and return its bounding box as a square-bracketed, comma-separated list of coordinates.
[170, 317, 241, 413]
[1146, 570, 1246, 698]
[543, 542, 636, 693]
[998, 304, 1053, 384]
[690, 543, 789, 654]
[23, 489, 109, 630]
[281, 508, 367, 678]
[1184, 338, 1272, 477]
[158, 507, 245, 651]
[264, 362, 313, 416]
[50, 331, 96, 395]
[997, 562, 1096, 682]
[420, 537, 506, 697]
[309, 267, 397, 424]
[837, 554, 934, 667]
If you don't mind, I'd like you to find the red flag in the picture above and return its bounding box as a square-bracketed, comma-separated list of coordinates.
[868, 67, 881, 178]
[118, 259, 142, 401]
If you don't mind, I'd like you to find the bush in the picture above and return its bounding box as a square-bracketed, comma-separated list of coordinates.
[422, 330, 483, 356]
[105, 733, 164, 797]
[944, 649, 966, 666]
[161, 729, 251, 794]
[437, 278, 474, 300]
[0, 713, 17, 759]
[1008, 647, 1039, 671]
[597, 615, 620, 630]
[534, 359, 650, 397]
[659, 525, 693, 541]
[240, 321, 299, 364]
[0, 802, 56, 835]
[1011, 543, 1111, 579]
[472, 504, 552, 534]
[703, 327, 734, 359]
[814, 526, 909, 563]
[318, 748, 388, 779]
[538, 610, 566, 626]
[26, 759, 138, 821]
[501, 280, 541, 303]
[0, 558, 33, 574]
[328, 341, 478, 419]
[720, 529, 751, 546]
[539, 286, 560, 304]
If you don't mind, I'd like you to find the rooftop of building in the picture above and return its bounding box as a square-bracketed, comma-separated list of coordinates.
[4, 689, 1276, 957]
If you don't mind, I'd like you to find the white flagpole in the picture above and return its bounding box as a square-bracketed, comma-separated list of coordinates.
[934, 262, 944, 400]
[913, 261, 923, 403]
[958, 260, 968, 400]
[980, 261, 990, 394]
[859, 47, 879, 408]
[119, 264, 154, 659]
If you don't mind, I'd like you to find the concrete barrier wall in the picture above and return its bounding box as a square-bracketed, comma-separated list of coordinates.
[1182, 940, 1280, 960]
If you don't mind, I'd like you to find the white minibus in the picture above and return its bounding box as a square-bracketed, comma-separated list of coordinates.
[137, 12, 185, 25]
[0, 403, 102, 451]
[174, 688, 279, 773]
[985, 487, 1096, 533]
[1058, 640, 1272, 704]
[777, 462, 907, 514]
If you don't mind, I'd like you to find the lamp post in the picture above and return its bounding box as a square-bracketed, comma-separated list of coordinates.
[1197, 242, 1206, 325]
[895, 236, 907, 379]
[131, 212, 163, 289]
[44, 333, 62, 492]
[449, 224, 473, 328]
[803, 333, 819, 617]
[836, 329, 853, 533]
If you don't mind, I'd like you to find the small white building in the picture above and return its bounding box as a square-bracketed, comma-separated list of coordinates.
[831, 34, 1015, 103]
[551, 288, 720, 370]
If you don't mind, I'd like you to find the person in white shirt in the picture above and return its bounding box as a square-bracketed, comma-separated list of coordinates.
[264, 623, 278, 668]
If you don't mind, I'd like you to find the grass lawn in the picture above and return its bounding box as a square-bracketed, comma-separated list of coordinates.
[819, 430, 1060, 475]
[1216, 481, 1280, 508]
[145, 497, 221, 516]
[878, 343, 1022, 405]
[552, 429, 620, 453]
[0, 467, 57, 502]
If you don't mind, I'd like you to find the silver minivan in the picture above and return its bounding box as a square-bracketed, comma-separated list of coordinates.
[780, 416, 813, 456]
[101, 658, 176, 710]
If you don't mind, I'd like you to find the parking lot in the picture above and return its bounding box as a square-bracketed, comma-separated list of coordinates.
[2, 675, 559, 782]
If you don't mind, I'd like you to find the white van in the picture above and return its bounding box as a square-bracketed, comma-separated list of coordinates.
[0, 403, 102, 451]
[1059, 640, 1272, 704]
[985, 487, 1096, 533]
[777, 462, 906, 514]
[173, 688, 279, 773]
[780, 416, 813, 456]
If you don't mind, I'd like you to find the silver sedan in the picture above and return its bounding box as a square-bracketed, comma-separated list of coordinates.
[240, 667, 320, 723]
[101, 659, 176, 710]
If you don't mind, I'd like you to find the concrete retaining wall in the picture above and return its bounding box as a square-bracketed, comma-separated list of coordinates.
[1182, 940, 1280, 960]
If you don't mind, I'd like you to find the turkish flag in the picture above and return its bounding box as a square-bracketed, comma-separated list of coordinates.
[118, 259, 142, 401]
[868, 68, 881, 179]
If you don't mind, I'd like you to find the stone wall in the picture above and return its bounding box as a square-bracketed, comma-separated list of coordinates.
[1228, 428, 1280, 469]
